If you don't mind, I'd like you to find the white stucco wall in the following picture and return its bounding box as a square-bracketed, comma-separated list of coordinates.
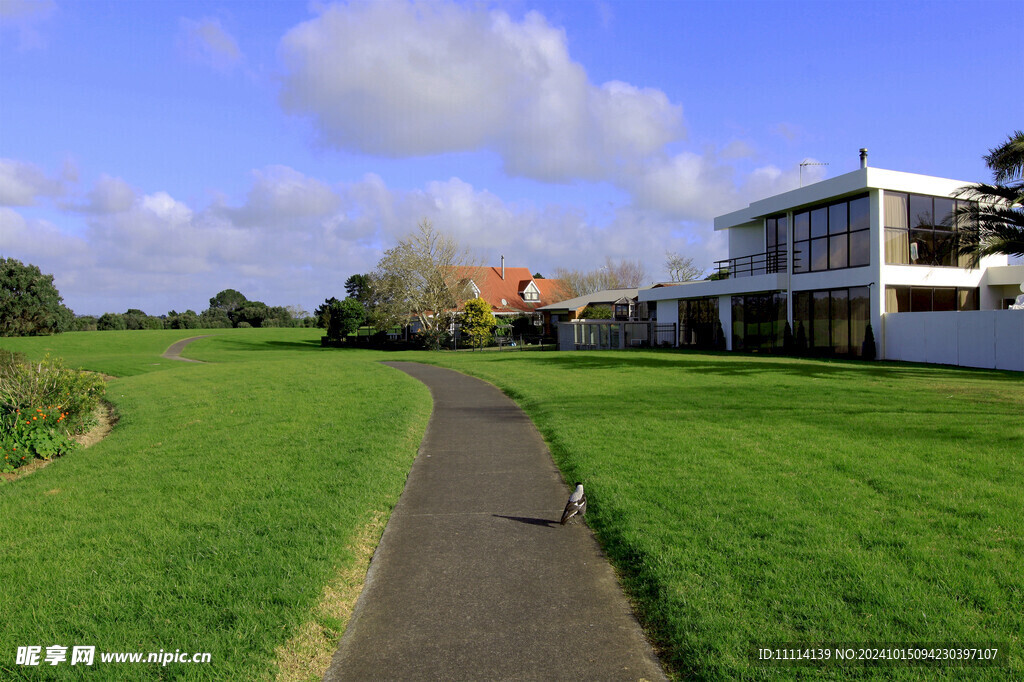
[883, 310, 1024, 371]
[727, 223, 764, 260]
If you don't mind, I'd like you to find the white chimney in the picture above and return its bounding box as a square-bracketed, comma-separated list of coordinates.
[860, 148, 868, 169]
[500, 255, 505, 280]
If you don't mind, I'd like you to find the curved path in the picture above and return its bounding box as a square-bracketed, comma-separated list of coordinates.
[161, 335, 215, 363]
[324, 362, 666, 681]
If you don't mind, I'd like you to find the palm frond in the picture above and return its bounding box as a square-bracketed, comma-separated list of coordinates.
[984, 130, 1024, 185]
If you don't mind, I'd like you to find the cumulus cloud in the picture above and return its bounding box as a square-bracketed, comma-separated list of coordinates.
[278, 0, 683, 181]
[1, 161, 728, 315]
[177, 16, 243, 73]
[0, 158, 65, 206]
[220, 165, 340, 228]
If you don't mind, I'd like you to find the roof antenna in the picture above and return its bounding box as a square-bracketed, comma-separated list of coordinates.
[799, 159, 829, 187]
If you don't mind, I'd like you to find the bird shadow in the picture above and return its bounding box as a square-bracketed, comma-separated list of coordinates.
[493, 514, 560, 528]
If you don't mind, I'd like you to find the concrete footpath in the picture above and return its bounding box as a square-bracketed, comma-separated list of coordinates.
[323, 362, 666, 682]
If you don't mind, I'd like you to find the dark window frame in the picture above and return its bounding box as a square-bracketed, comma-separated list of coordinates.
[793, 285, 871, 357]
[792, 194, 870, 274]
[884, 191, 975, 267]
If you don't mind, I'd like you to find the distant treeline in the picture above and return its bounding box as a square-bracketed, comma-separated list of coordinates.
[70, 289, 317, 332]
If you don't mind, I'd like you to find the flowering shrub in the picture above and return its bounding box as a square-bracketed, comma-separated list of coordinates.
[0, 351, 105, 471]
[2, 406, 77, 471]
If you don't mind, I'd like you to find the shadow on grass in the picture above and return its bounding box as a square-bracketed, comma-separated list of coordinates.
[466, 350, 1021, 382]
[211, 338, 325, 352]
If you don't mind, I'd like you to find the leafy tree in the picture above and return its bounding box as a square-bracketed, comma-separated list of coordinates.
[665, 252, 705, 282]
[579, 304, 613, 319]
[97, 312, 126, 330]
[326, 298, 366, 340]
[232, 302, 269, 328]
[533, 272, 544, 279]
[344, 274, 372, 304]
[371, 219, 479, 350]
[165, 310, 200, 329]
[461, 297, 495, 349]
[199, 308, 232, 328]
[71, 315, 98, 332]
[0, 258, 74, 336]
[263, 306, 295, 328]
[208, 289, 248, 315]
[315, 297, 339, 329]
[956, 131, 1024, 266]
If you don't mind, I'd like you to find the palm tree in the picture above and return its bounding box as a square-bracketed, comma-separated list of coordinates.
[955, 131, 1024, 266]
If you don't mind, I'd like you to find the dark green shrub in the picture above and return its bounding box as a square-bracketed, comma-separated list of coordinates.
[97, 312, 126, 330]
[862, 323, 877, 360]
[783, 321, 795, 354]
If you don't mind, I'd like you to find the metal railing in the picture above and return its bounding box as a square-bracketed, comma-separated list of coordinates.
[713, 249, 787, 278]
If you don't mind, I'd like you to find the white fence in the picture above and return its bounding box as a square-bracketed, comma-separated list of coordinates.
[883, 310, 1024, 371]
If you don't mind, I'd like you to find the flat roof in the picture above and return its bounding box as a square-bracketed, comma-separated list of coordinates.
[714, 167, 972, 231]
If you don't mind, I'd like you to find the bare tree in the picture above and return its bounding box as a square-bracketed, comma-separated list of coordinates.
[369, 219, 479, 348]
[553, 257, 648, 297]
[664, 252, 705, 282]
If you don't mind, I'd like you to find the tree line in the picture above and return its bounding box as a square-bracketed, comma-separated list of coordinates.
[0, 261, 315, 336]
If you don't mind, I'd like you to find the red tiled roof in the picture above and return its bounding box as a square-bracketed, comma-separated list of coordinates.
[453, 266, 571, 314]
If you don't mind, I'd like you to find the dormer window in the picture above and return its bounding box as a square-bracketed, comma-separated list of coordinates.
[520, 281, 540, 302]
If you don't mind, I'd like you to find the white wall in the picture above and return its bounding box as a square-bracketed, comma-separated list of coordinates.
[728, 223, 764, 259]
[883, 310, 1024, 371]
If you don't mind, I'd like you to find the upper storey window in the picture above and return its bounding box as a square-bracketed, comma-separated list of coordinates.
[792, 195, 870, 273]
[884, 192, 973, 266]
[765, 215, 788, 273]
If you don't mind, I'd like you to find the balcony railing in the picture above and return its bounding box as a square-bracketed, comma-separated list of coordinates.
[713, 249, 791, 279]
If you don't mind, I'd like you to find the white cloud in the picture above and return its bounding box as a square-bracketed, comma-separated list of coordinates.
[0, 0, 55, 49]
[278, 0, 683, 181]
[221, 165, 340, 228]
[177, 16, 243, 73]
[0, 158, 65, 206]
[2, 160, 734, 315]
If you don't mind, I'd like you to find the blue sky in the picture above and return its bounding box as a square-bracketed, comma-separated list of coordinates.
[1, 0, 1021, 316]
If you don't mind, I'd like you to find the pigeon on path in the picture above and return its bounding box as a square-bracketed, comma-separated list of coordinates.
[560, 484, 587, 525]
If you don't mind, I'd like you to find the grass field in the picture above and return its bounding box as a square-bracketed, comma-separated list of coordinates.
[420, 350, 1023, 680]
[1, 329, 431, 681]
[2, 330, 1021, 680]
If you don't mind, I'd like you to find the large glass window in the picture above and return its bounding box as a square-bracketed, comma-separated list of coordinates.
[678, 297, 721, 349]
[793, 286, 871, 357]
[765, 215, 787, 273]
[884, 191, 975, 266]
[793, 195, 870, 273]
[731, 292, 787, 352]
[884, 286, 980, 312]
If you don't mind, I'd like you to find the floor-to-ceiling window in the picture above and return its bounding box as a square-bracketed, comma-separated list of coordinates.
[678, 297, 721, 349]
[792, 195, 870, 274]
[884, 192, 974, 266]
[793, 286, 870, 356]
[731, 292, 787, 351]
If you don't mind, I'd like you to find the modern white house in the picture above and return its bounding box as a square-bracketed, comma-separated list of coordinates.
[636, 151, 1024, 371]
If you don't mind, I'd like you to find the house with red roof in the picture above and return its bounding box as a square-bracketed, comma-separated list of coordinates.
[453, 258, 571, 333]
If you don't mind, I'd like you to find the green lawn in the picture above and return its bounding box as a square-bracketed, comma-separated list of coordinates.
[1, 329, 431, 680]
[417, 350, 1023, 680]
[2, 332, 1020, 680]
